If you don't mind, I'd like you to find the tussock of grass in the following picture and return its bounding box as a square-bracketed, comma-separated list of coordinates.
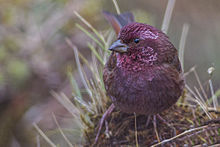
[34, 0, 220, 146]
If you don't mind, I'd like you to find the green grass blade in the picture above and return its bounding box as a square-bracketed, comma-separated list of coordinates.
[76, 24, 105, 49]
[66, 38, 93, 98]
[74, 11, 106, 46]
[87, 43, 104, 65]
[68, 72, 82, 99]
[74, 96, 94, 114]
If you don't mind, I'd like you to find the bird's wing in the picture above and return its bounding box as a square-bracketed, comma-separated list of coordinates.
[103, 11, 134, 95]
[103, 11, 135, 36]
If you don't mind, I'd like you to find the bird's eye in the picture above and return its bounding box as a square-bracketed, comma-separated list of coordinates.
[134, 38, 140, 44]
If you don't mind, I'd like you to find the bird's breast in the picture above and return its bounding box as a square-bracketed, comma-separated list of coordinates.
[116, 50, 158, 72]
[104, 65, 184, 115]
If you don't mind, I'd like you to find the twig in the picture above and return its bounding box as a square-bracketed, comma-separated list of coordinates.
[94, 104, 115, 146]
[153, 115, 161, 143]
[151, 125, 209, 147]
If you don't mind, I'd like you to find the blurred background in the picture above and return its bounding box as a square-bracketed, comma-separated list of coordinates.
[0, 0, 219, 146]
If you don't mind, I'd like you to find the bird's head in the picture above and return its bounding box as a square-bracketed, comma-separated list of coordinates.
[109, 22, 176, 71]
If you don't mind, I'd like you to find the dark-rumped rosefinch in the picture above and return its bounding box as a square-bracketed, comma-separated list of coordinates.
[95, 11, 184, 144]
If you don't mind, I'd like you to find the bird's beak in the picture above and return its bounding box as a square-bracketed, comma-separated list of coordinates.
[109, 40, 128, 53]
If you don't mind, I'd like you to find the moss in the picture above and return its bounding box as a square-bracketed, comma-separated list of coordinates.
[85, 104, 220, 146]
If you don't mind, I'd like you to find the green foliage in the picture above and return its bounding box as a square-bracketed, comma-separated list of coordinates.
[6, 59, 30, 85]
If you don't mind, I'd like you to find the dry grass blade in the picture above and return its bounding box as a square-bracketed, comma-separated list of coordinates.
[183, 66, 196, 77]
[33, 123, 57, 147]
[134, 113, 139, 147]
[112, 0, 121, 14]
[36, 135, 40, 147]
[193, 69, 208, 102]
[185, 85, 212, 119]
[161, 0, 176, 33]
[52, 92, 80, 116]
[209, 79, 218, 111]
[52, 91, 95, 144]
[151, 125, 209, 147]
[179, 23, 189, 71]
[194, 86, 206, 107]
[52, 113, 74, 147]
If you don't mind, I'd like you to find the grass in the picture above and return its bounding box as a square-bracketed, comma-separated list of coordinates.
[34, 0, 220, 146]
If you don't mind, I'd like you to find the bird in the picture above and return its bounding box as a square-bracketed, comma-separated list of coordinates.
[94, 11, 185, 144]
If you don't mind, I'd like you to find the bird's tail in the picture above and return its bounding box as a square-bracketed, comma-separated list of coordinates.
[103, 11, 135, 35]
